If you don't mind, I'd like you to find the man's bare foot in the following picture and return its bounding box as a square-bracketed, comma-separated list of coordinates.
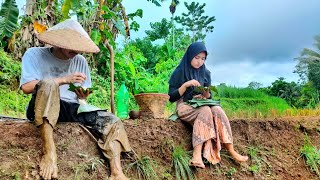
[39, 120, 58, 179]
[39, 153, 58, 180]
[229, 150, 248, 162]
[189, 158, 205, 169]
[109, 173, 130, 180]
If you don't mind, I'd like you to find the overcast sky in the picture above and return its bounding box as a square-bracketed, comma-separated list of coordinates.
[16, 0, 320, 87]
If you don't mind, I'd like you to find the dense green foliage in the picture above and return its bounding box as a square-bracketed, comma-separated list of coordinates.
[0, 87, 30, 117]
[145, 18, 172, 41]
[0, 49, 20, 89]
[257, 77, 320, 108]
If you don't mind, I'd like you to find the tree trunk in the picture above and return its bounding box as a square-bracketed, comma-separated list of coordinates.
[120, 2, 130, 38]
[105, 39, 115, 113]
[95, 0, 129, 113]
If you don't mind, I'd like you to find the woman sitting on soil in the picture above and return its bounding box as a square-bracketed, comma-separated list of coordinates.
[168, 42, 248, 168]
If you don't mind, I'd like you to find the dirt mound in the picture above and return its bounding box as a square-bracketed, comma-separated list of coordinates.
[0, 117, 319, 180]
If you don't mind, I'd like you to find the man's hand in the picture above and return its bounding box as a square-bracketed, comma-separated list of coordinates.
[74, 87, 92, 99]
[54, 72, 86, 85]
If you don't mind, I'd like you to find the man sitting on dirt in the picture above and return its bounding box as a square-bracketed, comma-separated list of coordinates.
[19, 19, 131, 180]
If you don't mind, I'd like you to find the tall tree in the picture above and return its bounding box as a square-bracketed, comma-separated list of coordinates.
[268, 77, 300, 107]
[169, 0, 179, 49]
[295, 35, 320, 90]
[247, 81, 262, 89]
[145, 18, 172, 41]
[130, 38, 159, 71]
[175, 1, 215, 41]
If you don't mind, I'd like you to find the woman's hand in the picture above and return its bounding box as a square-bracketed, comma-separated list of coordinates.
[183, 79, 200, 88]
[179, 79, 200, 96]
[201, 87, 211, 99]
[75, 87, 91, 99]
[193, 94, 206, 100]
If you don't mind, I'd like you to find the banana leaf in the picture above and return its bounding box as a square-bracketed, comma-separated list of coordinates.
[77, 104, 101, 114]
[187, 99, 220, 108]
[68, 83, 94, 94]
[0, 0, 19, 38]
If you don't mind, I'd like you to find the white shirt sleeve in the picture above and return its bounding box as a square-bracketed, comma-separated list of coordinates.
[19, 48, 41, 88]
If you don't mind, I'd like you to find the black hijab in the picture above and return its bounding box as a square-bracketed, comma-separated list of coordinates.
[169, 42, 211, 102]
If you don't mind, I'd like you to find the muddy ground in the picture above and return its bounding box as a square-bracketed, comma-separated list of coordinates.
[0, 116, 319, 180]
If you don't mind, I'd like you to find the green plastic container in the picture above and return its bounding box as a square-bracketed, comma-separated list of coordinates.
[116, 83, 129, 119]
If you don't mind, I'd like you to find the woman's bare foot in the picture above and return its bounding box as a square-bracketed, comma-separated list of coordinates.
[189, 158, 205, 169]
[229, 150, 248, 162]
[190, 143, 205, 168]
[224, 143, 248, 162]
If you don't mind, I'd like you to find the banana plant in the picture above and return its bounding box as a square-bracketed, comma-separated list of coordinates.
[0, 0, 19, 38]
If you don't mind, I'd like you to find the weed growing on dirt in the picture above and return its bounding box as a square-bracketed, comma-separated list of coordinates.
[246, 146, 273, 175]
[225, 167, 237, 178]
[0, 170, 21, 180]
[73, 153, 106, 179]
[172, 145, 195, 180]
[127, 155, 159, 180]
[300, 134, 320, 177]
[157, 138, 174, 159]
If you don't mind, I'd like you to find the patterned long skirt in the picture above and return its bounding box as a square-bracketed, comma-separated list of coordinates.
[176, 101, 233, 164]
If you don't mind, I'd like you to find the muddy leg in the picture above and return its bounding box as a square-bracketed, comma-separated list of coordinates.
[108, 141, 129, 180]
[39, 119, 58, 180]
[224, 143, 248, 162]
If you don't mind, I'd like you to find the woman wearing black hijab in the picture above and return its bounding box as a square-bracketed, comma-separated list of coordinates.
[168, 42, 248, 168]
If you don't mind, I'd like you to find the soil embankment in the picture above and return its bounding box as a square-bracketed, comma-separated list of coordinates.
[0, 117, 319, 179]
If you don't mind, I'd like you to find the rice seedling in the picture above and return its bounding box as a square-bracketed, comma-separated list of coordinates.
[126, 155, 159, 180]
[172, 145, 195, 180]
[300, 134, 320, 177]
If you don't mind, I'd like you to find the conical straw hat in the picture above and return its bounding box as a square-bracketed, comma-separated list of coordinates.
[38, 19, 100, 53]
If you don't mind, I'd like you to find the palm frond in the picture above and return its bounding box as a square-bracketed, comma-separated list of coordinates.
[301, 48, 320, 59]
[314, 35, 320, 50]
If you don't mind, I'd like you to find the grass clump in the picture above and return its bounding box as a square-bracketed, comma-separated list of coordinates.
[172, 145, 195, 180]
[300, 134, 320, 177]
[127, 155, 159, 180]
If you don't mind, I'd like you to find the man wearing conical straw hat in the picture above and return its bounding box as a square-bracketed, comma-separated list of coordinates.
[20, 19, 131, 180]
